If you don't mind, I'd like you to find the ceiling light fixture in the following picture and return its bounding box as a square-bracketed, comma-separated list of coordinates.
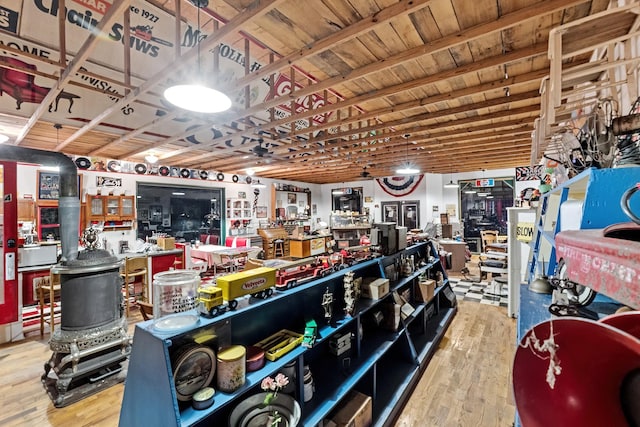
[245, 168, 255, 176]
[0, 134, 8, 144]
[443, 165, 459, 189]
[395, 134, 420, 175]
[145, 154, 158, 164]
[163, 0, 231, 113]
[250, 180, 266, 189]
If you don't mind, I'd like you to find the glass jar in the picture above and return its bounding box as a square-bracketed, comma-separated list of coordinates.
[153, 269, 201, 318]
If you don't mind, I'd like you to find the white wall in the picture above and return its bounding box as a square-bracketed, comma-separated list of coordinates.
[319, 168, 519, 229]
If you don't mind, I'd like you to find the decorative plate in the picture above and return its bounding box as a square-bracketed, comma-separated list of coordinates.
[217, 172, 225, 181]
[134, 163, 147, 174]
[245, 176, 252, 184]
[199, 170, 208, 180]
[107, 160, 121, 172]
[232, 174, 239, 183]
[229, 393, 301, 427]
[172, 344, 216, 402]
[180, 168, 191, 178]
[75, 157, 91, 169]
[159, 165, 170, 176]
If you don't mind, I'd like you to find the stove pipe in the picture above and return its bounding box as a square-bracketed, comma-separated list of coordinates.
[0, 146, 79, 262]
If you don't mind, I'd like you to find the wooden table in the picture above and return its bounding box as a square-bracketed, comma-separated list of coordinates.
[191, 245, 251, 272]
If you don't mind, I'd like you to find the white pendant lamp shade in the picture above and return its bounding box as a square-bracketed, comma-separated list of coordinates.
[396, 165, 420, 175]
[164, 84, 232, 113]
[163, 1, 231, 114]
[444, 180, 459, 188]
[250, 179, 266, 188]
[396, 134, 420, 175]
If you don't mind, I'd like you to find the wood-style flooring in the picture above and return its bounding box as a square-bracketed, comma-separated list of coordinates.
[0, 278, 516, 427]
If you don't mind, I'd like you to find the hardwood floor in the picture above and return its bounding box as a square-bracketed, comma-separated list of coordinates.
[394, 299, 517, 427]
[0, 285, 516, 427]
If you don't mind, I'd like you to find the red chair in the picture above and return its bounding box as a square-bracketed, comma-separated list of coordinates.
[0, 56, 49, 109]
[0, 56, 79, 112]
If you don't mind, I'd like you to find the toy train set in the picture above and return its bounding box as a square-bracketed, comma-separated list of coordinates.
[196, 246, 380, 317]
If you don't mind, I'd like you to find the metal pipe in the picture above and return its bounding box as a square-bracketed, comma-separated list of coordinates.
[0, 146, 79, 262]
[612, 113, 640, 136]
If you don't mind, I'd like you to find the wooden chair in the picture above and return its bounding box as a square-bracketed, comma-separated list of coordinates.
[120, 256, 148, 317]
[38, 271, 61, 335]
[138, 301, 154, 321]
[480, 230, 499, 253]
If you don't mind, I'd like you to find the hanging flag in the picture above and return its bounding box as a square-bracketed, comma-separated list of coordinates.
[376, 175, 424, 197]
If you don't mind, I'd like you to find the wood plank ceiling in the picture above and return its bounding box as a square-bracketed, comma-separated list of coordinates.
[0, 0, 614, 183]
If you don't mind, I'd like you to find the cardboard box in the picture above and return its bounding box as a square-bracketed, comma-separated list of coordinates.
[415, 279, 435, 302]
[361, 277, 390, 300]
[330, 390, 372, 427]
[156, 237, 175, 250]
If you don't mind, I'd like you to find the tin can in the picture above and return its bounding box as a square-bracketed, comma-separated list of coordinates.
[216, 345, 246, 393]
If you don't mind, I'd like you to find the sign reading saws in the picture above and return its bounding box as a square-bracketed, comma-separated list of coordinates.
[0, 0, 334, 149]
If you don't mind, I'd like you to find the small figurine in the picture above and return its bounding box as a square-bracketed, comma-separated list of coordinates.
[321, 287, 333, 324]
[343, 271, 356, 317]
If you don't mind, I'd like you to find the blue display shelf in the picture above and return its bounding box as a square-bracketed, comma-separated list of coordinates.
[527, 166, 640, 283]
[119, 240, 457, 427]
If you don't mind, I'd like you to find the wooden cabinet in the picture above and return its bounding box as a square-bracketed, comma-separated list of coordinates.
[18, 198, 35, 222]
[37, 202, 60, 241]
[330, 212, 371, 248]
[86, 195, 136, 225]
[119, 241, 457, 427]
[226, 198, 254, 236]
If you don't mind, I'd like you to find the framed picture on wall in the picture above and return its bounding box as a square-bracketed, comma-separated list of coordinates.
[256, 206, 268, 218]
[287, 193, 296, 204]
[238, 191, 246, 199]
[37, 170, 82, 201]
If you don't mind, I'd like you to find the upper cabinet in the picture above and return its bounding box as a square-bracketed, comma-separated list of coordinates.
[18, 198, 35, 222]
[270, 183, 312, 221]
[86, 195, 136, 226]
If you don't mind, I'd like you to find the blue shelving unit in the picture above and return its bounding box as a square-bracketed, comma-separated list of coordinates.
[527, 167, 640, 283]
[119, 241, 457, 427]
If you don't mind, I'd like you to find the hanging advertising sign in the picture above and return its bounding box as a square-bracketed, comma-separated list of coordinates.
[475, 178, 495, 187]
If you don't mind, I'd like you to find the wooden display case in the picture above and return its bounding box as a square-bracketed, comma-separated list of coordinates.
[85, 195, 136, 228]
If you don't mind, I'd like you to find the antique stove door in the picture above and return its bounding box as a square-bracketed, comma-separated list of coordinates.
[0, 161, 19, 325]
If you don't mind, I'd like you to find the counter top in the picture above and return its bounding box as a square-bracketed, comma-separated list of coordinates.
[288, 235, 329, 241]
[115, 249, 182, 260]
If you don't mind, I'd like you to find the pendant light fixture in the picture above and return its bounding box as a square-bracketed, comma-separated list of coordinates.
[443, 165, 459, 189]
[250, 179, 266, 189]
[395, 134, 420, 175]
[164, 0, 231, 113]
[145, 153, 158, 164]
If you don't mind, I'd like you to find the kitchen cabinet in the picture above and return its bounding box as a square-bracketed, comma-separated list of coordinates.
[85, 195, 136, 227]
[18, 198, 35, 222]
[119, 241, 457, 427]
[330, 212, 371, 248]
